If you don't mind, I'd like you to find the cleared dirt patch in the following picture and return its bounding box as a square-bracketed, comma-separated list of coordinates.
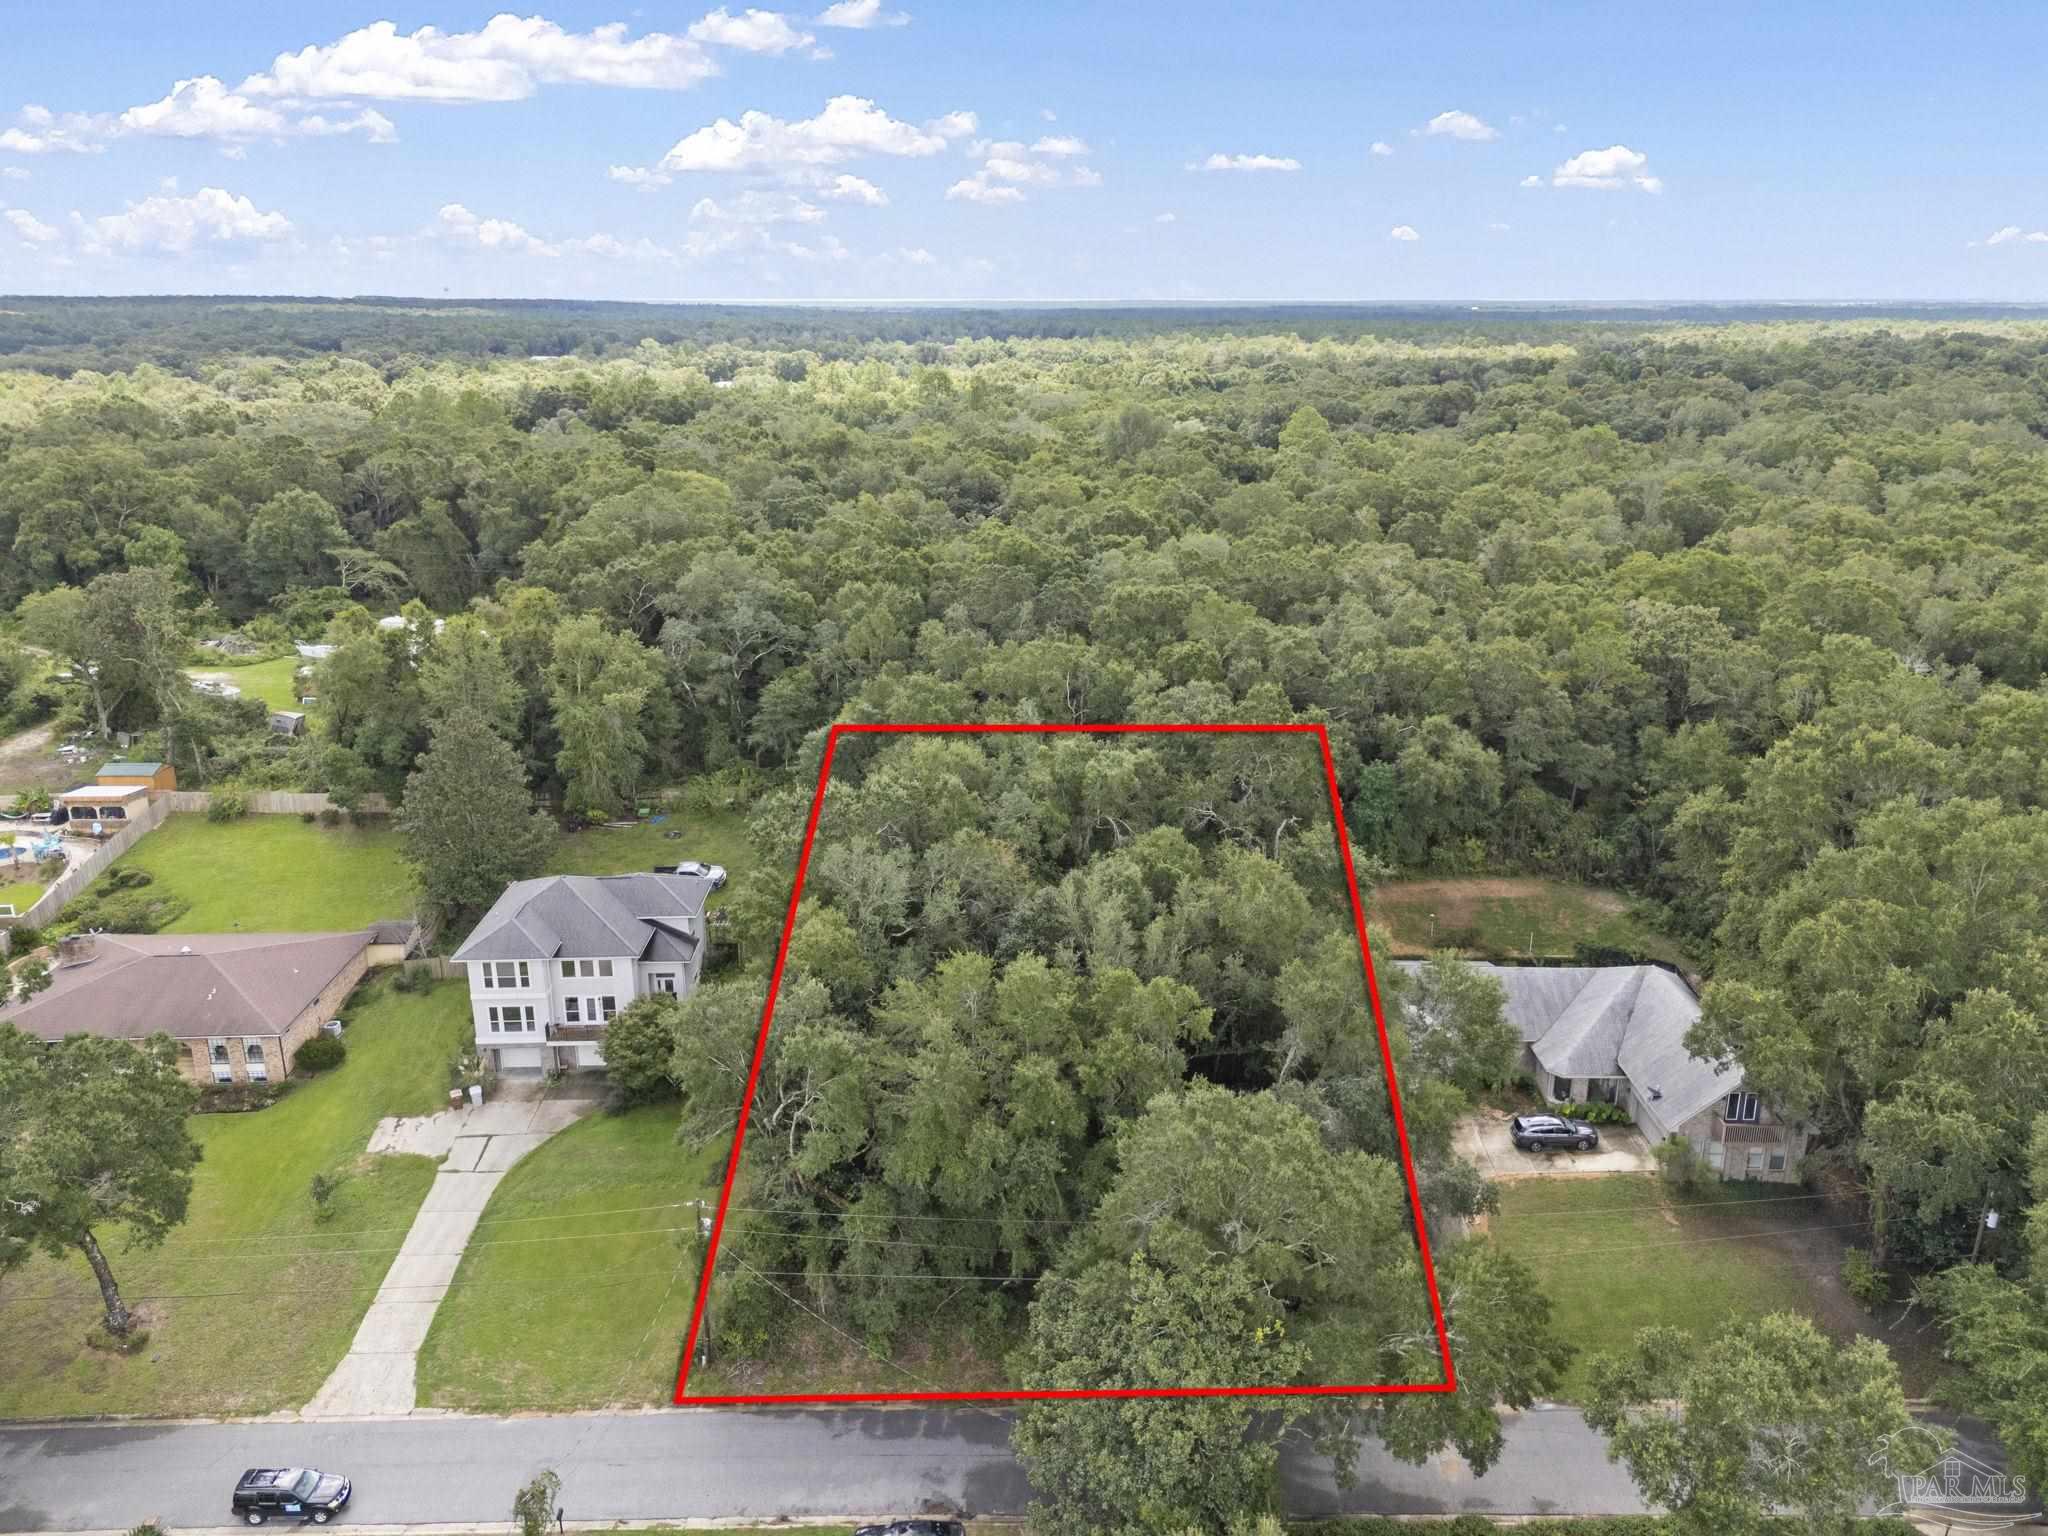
[0, 721, 96, 798]
[1369, 875, 1693, 970]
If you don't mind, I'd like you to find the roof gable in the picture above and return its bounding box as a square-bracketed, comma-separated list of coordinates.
[451, 873, 711, 965]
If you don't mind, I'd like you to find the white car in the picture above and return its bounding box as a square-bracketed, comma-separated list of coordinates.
[671, 859, 727, 889]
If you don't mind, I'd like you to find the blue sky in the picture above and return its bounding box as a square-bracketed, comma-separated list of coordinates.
[2, 0, 2045, 302]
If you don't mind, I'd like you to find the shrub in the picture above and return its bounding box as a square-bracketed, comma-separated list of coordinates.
[17, 786, 53, 814]
[393, 963, 435, 993]
[511, 1470, 562, 1536]
[318, 806, 343, 827]
[36, 853, 66, 882]
[61, 888, 190, 934]
[195, 1079, 296, 1113]
[296, 1035, 347, 1073]
[309, 1170, 346, 1223]
[1654, 1133, 1710, 1195]
[206, 784, 249, 821]
[1842, 1246, 1890, 1309]
[105, 866, 154, 891]
[301, 811, 317, 823]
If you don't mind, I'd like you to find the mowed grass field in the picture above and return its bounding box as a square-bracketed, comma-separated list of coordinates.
[1485, 1175, 1845, 1400]
[415, 1106, 723, 1412]
[79, 802, 755, 937]
[1369, 876, 1695, 970]
[107, 813, 417, 931]
[0, 977, 471, 1418]
[183, 654, 310, 713]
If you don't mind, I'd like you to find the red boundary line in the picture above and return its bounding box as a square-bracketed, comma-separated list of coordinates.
[673, 721, 1457, 1405]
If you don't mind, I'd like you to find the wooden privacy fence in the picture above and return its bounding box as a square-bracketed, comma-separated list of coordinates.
[160, 790, 392, 815]
[1, 796, 172, 932]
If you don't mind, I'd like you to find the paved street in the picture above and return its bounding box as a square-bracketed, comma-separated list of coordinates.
[0, 1406, 1648, 1530]
[0, 1406, 2017, 1530]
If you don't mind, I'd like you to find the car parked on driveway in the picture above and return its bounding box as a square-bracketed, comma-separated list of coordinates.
[232, 1467, 352, 1524]
[853, 1521, 966, 1536]
[672, 859, 727, 888]
[1510, 1113, 1601, 1152]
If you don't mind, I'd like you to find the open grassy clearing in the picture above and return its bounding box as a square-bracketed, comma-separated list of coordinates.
[546, 804, 753, 896]
[415, 1105, 724, 1412]
[0, 976, 471, 1418]
[102, 812, 416, 932]
[1369, 876, 1696, 970]
[0, 878, 44, 912]
[184, 654, 311, 713]
[1484, 1173, 1941, 1400]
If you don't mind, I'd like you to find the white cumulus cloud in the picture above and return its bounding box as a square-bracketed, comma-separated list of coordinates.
[1423, 109, 1497, 142]
[1548, 144, 1662, 192]
[815, 0, 910, 27]
[1370, 140, 1393, 157]
[4, 207, 60, 244]
[822, 173, 887, 204]
[90, 186, 293, 252]
[1031, 134, 1088, 156]
[1389, 224, 1420, 241]
[437, 202, 558, 256]
[1983, 225, 2048, 246]
[687, 8, 816, 54]
[239, 15, 719, 103]
[945, 177, 1024, 204]
[655, 95, 972, 173]
[1194, 152, 1300, 172]
[0, 106, 109, 155]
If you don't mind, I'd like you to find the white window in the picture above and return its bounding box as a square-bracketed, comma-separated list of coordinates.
[599, 996, 618, 1021]
[563, 997, 580, 1024]
[1725, 1092, 1760, 1124]
[487, 1006, 536, 1033]
[651, 973, 678, 994]
[207, 1039, 232, 1084]
[244, 1040, 268, 1083]
[597, 959, 613, 978]
[488, 961, 528, 990]
[1767, 1152, 1787, 1172]
[561, 960, 574, 979]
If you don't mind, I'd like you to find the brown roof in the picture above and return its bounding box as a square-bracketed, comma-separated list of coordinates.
[0, 931, 372, 1044]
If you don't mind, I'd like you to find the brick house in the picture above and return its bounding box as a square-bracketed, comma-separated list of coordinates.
[0, 930, 386, 1083]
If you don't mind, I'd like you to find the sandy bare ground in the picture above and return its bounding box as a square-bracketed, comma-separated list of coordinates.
[0, 721, 89, 799]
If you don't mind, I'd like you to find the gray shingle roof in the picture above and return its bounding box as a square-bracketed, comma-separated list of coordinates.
[0, 931, 373, 1043]
[451, 873, 711, 966]
[1390, 959, 1741, 1134]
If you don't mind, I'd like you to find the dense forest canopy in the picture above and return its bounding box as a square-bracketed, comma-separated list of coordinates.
[4, 304, 2048, 1467]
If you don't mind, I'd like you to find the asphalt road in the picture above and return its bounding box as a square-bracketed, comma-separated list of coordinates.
[0, 1406, 2019, 1530]
[0, 1406, 1646, 1530]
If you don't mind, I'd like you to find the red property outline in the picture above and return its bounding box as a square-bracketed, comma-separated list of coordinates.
[673, 721, 1457, 1405]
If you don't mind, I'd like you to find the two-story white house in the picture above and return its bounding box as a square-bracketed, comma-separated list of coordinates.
[450, 871, 714, 1074]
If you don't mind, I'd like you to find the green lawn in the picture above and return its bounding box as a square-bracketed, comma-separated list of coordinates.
[0, 878, 43, 913]
[1486, 1175, 1833, 1399]
[416, 1106, 723, 1412]
[0, 976, 472, 1418]
[547, 805, 752, 889]
[104, 812, 415, 931]
[1370, 876, 1696, 970]
[184, 654, 312, 713]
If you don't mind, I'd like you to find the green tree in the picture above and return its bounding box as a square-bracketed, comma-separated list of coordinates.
[399, 709, 557, 921]
[1584, 1313, 1939, 1536]
[600, 994, 685, 1104]
[546, 614, 661, 820]
[419, 614, 521, 741]
[1011, 1252, 1308, 1533]
[0, 1028, 201, 1337]
[509, 1469, 561, 1536]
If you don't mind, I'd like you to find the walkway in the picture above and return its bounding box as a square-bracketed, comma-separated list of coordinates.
[301, 1082, 599, 1419]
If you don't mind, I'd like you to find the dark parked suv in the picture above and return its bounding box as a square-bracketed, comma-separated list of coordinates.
[232, 1467, 352, 1524]
[1510, 1113, 1600, 1152]
[854, 1522, 966, 1536]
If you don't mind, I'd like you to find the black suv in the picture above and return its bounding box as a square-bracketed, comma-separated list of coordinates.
[854, 1522, 966, 1536]
[1510, 1114, 1600, 1151]
[232, 1467, 352, 1524]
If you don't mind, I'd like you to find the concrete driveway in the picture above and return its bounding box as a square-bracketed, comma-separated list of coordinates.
[1455, 1109, 1658, 1179]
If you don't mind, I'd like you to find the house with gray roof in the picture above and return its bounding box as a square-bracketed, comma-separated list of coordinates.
[450, 872, 714, 1074]
[1395, 961, 1809, 1182]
